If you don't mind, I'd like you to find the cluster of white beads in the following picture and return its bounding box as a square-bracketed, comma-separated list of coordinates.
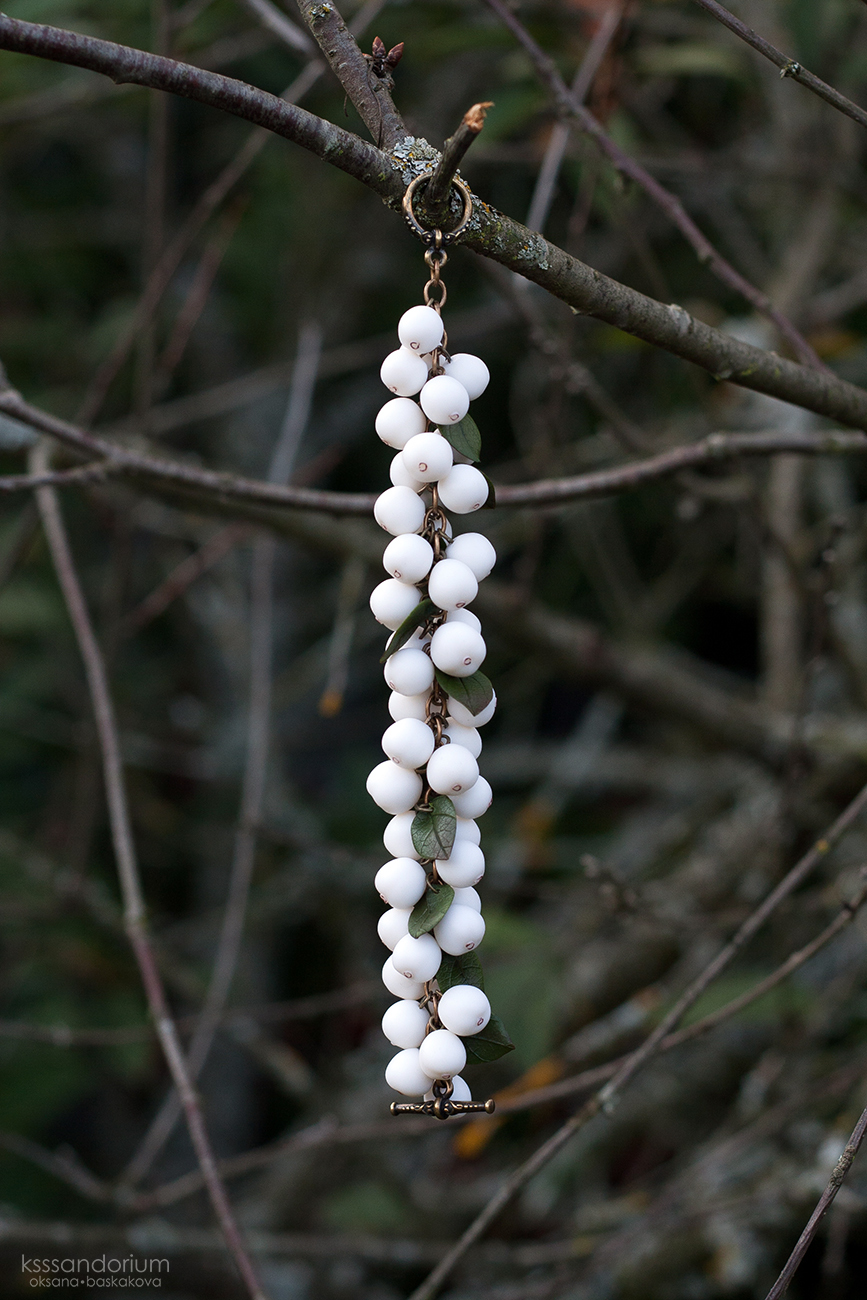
[366, 303, 497, 1100]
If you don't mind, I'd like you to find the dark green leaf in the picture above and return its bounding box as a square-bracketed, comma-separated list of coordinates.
[436, 949, 485, 993]
[408, 881, 454, 937]
[380, 598, 435, 663]
[411, 795, 456, 860]
[481, 472, 496, 509]
[462, 1013, 515, 1064]
[434, 668, 494, 717]
[437, 413, 481, 463]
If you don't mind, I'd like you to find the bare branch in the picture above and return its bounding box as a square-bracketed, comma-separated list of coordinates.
[425, 102, 494, 220]
[238, 0, 315, 55]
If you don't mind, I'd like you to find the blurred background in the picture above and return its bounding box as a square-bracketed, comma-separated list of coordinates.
[3, 0, 867, 1295]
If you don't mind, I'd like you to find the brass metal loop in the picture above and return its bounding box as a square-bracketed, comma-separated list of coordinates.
[402, 173, 473, 247]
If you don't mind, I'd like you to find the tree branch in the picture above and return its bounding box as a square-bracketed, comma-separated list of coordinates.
[425, 102, 494, 221]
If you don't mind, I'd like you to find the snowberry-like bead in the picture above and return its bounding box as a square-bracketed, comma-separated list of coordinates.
[382, 1000, 430, 1049]
[398, 305, 444, 354]
[418, 1028, 466, 1080]
[377, 907, 411, 950]
[401, 431, 454, 484]
[451, 776, 493, 820]
[430, 623, 486, 677]
[437, 464, 489, 514]
[374, 486, 426, 536]
[388, 691, 428, 723]
[434, 903, 486, 955]
[436, 840, 485, 888]
[370, 578, 422, 631]
[375, 857, 427, 908]
[446, 532, 496, 581]
[383, 812, 420, 860]
[428, 558, 478, 612]
[389, 451, 425, 492]
[441, 353, 490, 401]
[426, 743, 479, 795]
[380, 347, 429, 397]
[386, 1046, 434, 1096]
[384, 647, 435, 696]
[382, 717, 435, 769]
[420, 375, 470, 426]
[444, 721, 482, 758]
[376, 397, 427, 450]
[382, 956, 425, 999]
[382, 533, 434, 585]
[425, 1074, 471, 1103]
[437, 985, 492, 1036]
[453, 885, 482, 911]
[455, 818, 481, 846]
[448, 607, 482, 633]
[391, 932, 442, 983]
[447, 690, 497, 728]
[366, 761, 423, 814]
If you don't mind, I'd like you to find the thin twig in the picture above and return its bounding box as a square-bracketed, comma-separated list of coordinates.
[121, 523, 252, 634]
[425, 102, 494, 218]
[238, 0, 314, 55]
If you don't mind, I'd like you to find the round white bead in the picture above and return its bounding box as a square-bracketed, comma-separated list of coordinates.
[374, 485, 426, 536]
[430, 623, 486, 677]
[420, 375, 470, 426]
[446, 532, 496, 580]
[455, 818, 482, 846]
[426, 744, 479, 795]
[375, 397, 427, 449]
[441, 352, 490, 401]
[451, 776, 493, 820]
[382, 999, 430, 1049]
[398, 305, 444, 354]
[388, 691, 429, 723]
[448, 607, 482, 633]
[383, 812, 420, 860]
[444, 721, 482, 759]
[382, 533, 434, 585]
[386, 1046, 434, 1096]
[418, 1028, 466, 1079]
[382, 717, 435, 769]
[377, 906, 411, 950]
[369, 578, 422, 630]
[427, 558, 478, 612]
[437, 464, 489, 513]
[383, 647, 435, 696]
[425, 1074, 471, 1102]
[453, 884, 482, 911]
[380, 347, 429, 397]
[382, 956, 426, 1000]
[447, 690, 497, 728]
[434, 903, 486, 955]
[375, 857, 428, 908]
[435, 840, 485, 888]
[391, 932, 442, 983]
[366, 761, 423, 814]
[437, 984, 492, 1036]
[400, 431, 454, 484]
[389, 451, 426, 492]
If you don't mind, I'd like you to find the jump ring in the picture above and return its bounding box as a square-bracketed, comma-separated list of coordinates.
[403, 174, 473, 246]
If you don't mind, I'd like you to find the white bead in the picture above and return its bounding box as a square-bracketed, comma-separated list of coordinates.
[446, 532, 496, 581]
[426, 744, 479, 795]
[369, 578, 422, 630]
[384, 647, 435, 696]
[382, 717, 435, 769]
[374, 486, 426, 536]
[383, 812, 420, 860]
[455, 818, 482, 846]
[453, 885, 482, 911]
[447, 690, 497, 728]
[388, 691, 429, 723]
[420, 375, 470, 426]
[427, 558, 478, 612]
[436, 840, 485, 888]
[382, 533, 434, 585]
[441, 353, 490, 401]
[445, 721, 482, 758]
[430, 623, 486, 677]
[434, 903, 486, 955]
[377, 907, 411, 950]
[382, 1000, 430, 1049]
[425, 1074, 471, 1102]
[451, 776, 493, 819]
[375, 857, 427, 908]
[375, 397, 427, 450]
[398, 305, 444, 354]
[437, 985, 492, 1036]
[400, 432, 454, 484]
[366, 761, 423, 815]
[389, 451, 426, 492]
[437, 464, 489, 513]
[380, 347, 429, 397]
[391, 932, 442, 983]
[386, 1046, 434, 1096]
[417, 1028, 466, 1079]
[382, 956, 426, 1000]
[448, 607, 482, 633]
